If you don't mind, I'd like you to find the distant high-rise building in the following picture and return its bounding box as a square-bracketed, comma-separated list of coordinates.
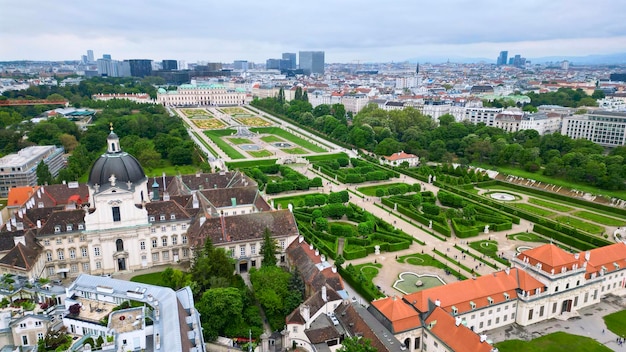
[416, 62, 419, 74]
[103, 54, 112, 60]
[266, 59, 281, 70]
[162, 60, 178, 71]
[127, 59, 153, 77]
[497, 51, 508, 66]
[87, 50, 94, 63]
[81, 55, 88, 64]
[299, 51, 324, 75]
[282, 53, 296, 70]
[610, 73, 626, 82]
[233, 60, 248, 71]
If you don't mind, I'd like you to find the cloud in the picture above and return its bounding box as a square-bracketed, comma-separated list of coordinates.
[2, 0, 625, 62]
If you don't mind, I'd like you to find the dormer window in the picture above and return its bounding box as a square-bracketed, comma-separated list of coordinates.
[67, 225, 73, 231]
[38, 202, 44, 208]
[78, 224, 84, 230]
[487, 297, 494, 305]
[451, 306, 458, 315]
[170, 214, 176, 220]
[54, 226, 61, 233]
[160, 215, 165, 221]
[503, 293, 510, 300]
[470, 301, 476, 310]
[150, 216, 155, 222]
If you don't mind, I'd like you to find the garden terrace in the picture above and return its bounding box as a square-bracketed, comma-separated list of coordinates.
[237, 164, 322, 194]
[311, 157, 398, 184]
[293, 203, 414, 260]
[249, 127, 327, 153]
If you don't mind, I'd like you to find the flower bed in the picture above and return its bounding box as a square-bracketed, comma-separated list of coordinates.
[192, 119, 226, 129]
[235, 117, 272, 127]
[180, 108, 212, 117]
[221, 107, 249, 115]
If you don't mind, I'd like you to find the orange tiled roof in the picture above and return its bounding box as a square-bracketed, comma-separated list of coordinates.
[371, 296, 421, 332]
[587, 242, 626, 274]
[404, 268, 543, 314]
[425, 307, 493, 352]
[384, 151, 417, 162]
[517, 244, 582, 274]
[7, 186, 38, 207]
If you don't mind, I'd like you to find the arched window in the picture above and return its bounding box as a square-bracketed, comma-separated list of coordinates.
[116, 239, 124, 252]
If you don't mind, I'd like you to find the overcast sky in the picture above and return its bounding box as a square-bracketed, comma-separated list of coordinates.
[2, 0, 625, 64]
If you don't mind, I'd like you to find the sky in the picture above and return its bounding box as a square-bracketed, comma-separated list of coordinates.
[2, 0, 626, 64]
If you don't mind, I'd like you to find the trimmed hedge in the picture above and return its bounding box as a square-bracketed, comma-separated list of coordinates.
[532, 225, 595, 251]
[337, 265, 383, 301]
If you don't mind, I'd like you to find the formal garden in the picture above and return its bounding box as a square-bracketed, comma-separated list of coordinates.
[234, 163, 323, 194]
[191, 118, 226, 129]
[309, 154, 399, 184]
[180, 108, 212, 117]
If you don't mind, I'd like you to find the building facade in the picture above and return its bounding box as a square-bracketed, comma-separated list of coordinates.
[561, 111, 626, 147]
[157, 83, 248, 106]
[299, 51, 325, 75]
[0, 145, 65, 197]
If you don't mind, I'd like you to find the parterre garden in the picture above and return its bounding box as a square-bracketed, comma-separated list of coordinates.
[234, 163, 323, 194]
[309, 154, 399, 183]
[180, 108, 212, 117]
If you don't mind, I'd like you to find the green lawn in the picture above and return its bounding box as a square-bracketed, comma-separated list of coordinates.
[507, 232, 549, 243]
[248, 150, 274, 158]
[130, 271, 167, 286]
[354, 263, 382, 281]
[469, 240, 500, 257]
[260, 135, 284, 143]
[228, 137, 253, 145]
[397, 253, 449, 270]
[554, 216, 605, 235]
[282, 147, 310, 154]
[250, 127, 326, 153]
[226, 159, 277, 169]
[573, 211, 626, 226]
[357, 183, 413, 196]
[510, 203, 555, 217]
[204, 129, 245, 159]
[528, 197, 574, 212]
[495, 331, 612, 352]
[476, 164, 626, 200]
[603, 310, 626, 337]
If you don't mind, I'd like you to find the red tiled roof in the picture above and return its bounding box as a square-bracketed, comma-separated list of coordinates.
[517, 244, 582, 274]
[587, 242, 626, 274]
[425, 307, 493, 352]
[404, 268, 543, 314]
[7, 186, 38, 207]
[371, 296, 421, 332]
[384, 151, 417, 162]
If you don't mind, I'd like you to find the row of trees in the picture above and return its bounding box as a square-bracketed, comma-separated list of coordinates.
[253, 94, 626, 190]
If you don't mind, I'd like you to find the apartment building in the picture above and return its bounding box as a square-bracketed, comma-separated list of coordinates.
[562, 111, 626, 147]
[0, 145, 65, 197]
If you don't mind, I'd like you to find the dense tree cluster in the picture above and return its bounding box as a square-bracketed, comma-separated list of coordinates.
[253, 95, 626, 190]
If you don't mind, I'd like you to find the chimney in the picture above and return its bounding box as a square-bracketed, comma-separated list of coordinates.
[320, 254, 326, 262]
[585, 251, 591, 261]
[6, 222, 11, 231]
[13, 235, 26, 247]
[16, 222, 24, 231]
[574, 253, 580, 260]
[332, 266, 337, 273]
[192, 192, 199, 209]
[321, 286, 327, 302]
[505, 267, 510, 275]
[300, 305, 310, 324]
[199, 216, 206, 227]
[480, 335, 488, 343]
[455, 317, 462, 327]
[315, 249, 319, 256]
[163, 192, 170, 201]
[37, 220, 42, 229]
[435, 299, 441, 307]
[298, 235, 304, 243]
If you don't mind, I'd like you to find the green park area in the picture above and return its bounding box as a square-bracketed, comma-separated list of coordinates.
[203, 129, 245, 159]
[495, 331, 612, 352]
[130, 271, 167, 286]
[250, 127, 326, 153]
[603, 310, 626, 337]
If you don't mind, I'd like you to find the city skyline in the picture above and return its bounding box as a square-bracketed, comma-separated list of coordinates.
[1, 0, 626, 63]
